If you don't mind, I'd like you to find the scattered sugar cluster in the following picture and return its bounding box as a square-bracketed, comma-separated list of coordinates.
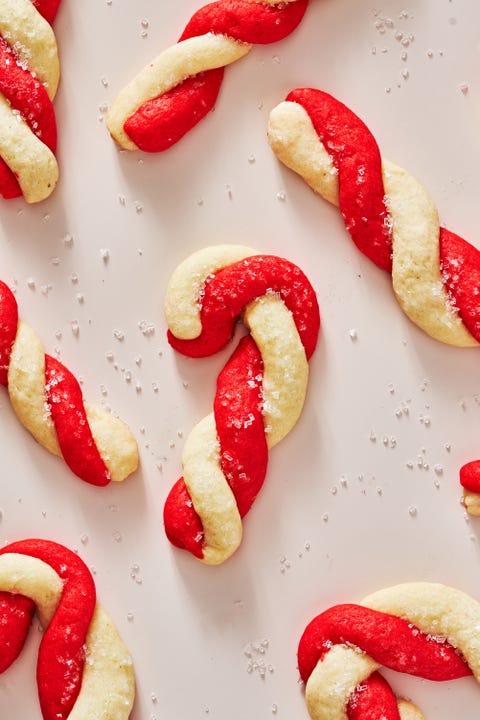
[243, 639, 274, 678]
[371, 8, 418, 92]
[370, 7, 469, 95]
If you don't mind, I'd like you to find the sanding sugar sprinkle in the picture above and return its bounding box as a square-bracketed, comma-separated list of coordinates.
[138, 320, 155, 336]
[244, 639, 273, 677]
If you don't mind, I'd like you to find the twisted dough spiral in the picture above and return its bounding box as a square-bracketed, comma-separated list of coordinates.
[107, 0, 308, 152]
[0, 538, 135, 720]
[267, 88, 480, 514]
[0, 280, 138, 485]
[299, 582, 480, 720]
[0, 0, 61, 202]
[163, 246, 320, 564]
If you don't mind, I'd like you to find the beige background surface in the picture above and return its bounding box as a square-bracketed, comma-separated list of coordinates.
[1, 0, 480, 717]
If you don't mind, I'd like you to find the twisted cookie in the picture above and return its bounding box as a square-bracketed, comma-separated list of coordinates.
[268, 88, 480, 514]
[0, 280, 138, 485]
[107, 0, 309, 152]
[0, 538, 135, 720]
[0, 0, 61, 202]
[163, 246, 320, 564]
[299, 582, 480, 720]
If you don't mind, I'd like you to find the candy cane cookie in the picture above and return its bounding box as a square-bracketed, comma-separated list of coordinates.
[163, 245, 320, 564]
[0, 280, 139, 485]
[299, 582, 480, 720]
[0, 538, 135, 720]
[267, 88, 480, 514]
[0, 0, 61, 202]
[106, 0, 309, 153]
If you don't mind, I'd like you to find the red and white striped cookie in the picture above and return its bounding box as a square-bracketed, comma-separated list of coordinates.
[299, 582, 480, 720]
[0, 280, 139, 485]
[0, 538, 135, 720]
[163, 245, 320, 564]
[107, 0, 309, 152]
[268, 88, 480, 514]
[0, 0, 61, 202]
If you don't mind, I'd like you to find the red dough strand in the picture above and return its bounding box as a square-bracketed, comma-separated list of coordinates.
[285, 88, 480, 495]
[0, 37, 57, 151]
[299, 604, 471, 720]
[0, 281, 18, 386]
[461, 462, 480, 493]
[286, 89, 393, 272]
[32, 0, 61, 24]
[123, 0, 309, 152]
[0, 0, 60, 200]
[164, 479, 205, 558]
[163, 254, 320, 559]
[164, 335, 268, 557]
[439, 227, 480, 349]
[347, 674, 402, 720]
[298, 604, 470, 682]
[0, 280, 112, 486]
[167, 255, 319, 359]
[214, 336, 267, 516]
[0, 539, 96, 720]
[124, 70, 225, 153]
[0, 592, 35, 673]
[180, 0, 309, 43]
[45, 357, 111, 486]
